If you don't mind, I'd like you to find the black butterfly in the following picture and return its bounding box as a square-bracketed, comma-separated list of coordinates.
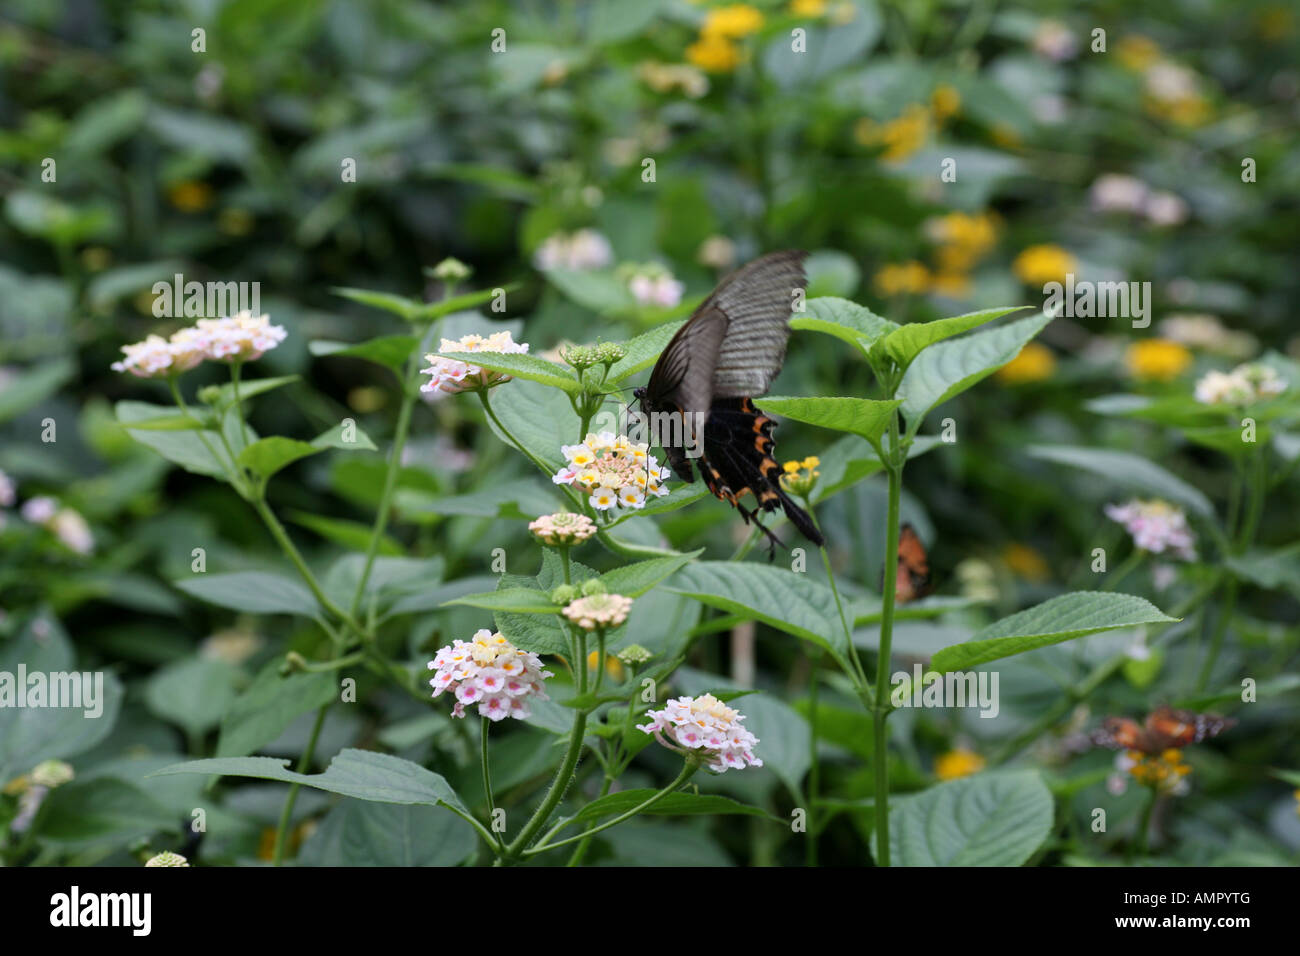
[633, 250, 824, 548]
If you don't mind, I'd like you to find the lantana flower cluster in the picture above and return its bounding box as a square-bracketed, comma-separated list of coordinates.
[563, 592, 633, 631]
[552, 432, 671, 510]
[533, 229, 613, 271]
[779, 456, 820, 497]
[619, 262, 685, 308]
[1193, 362, 1287, 406]
[19, 496, 94, 555]
[1104, 499, 1197, 560]
[1114, 749, 1192, 795]
[528, 511, 597, 546]
[421, 331, 529, 398]
[111, 311, 287, 378]
[637, 693, 762, 773]
[428, 629, 552, 721]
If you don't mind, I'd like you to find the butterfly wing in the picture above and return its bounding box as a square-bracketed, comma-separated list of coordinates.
[1143, 706, 1236, 749]
[894, 523, 932, 603]
[1091, 717, 1147, 751]
[706, 250, 807, 399]
[642, 306, 729, 481]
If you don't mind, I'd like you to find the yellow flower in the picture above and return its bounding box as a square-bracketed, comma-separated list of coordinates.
[1116, 35, 1162, 71]
[927, 271, 970, 297]
[1012, 244, 1077, 285]
[856, 104, 931, 162]
[1125, 339, 1193, 382]
[873, 260, 930, 297]
[1127, 748, 1192, 789]
[783, 460, 801, 474]
[800, 456, 819, 470]
[586, 650, 626, 682]
[167, 180, 214, 213]
[780, 458, 820, 497]
[702, 4, 765, 38]
[930, 85, 961, 121]
[996, 342, 1057, 384]
[687, 32, 742, 72]
[935, 748, 985, 781]
[929, 211, 998, 272]
[789, 0, 826, 15]
[1002, 542, 1050, 581]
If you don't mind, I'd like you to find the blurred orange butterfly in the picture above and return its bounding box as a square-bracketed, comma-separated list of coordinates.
[1090, 705, 1235, 753]
[893, 523, 932, 604]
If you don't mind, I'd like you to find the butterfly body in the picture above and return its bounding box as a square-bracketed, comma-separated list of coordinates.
[634, 250, 823, 548]
[1091, 705, 1235, 753]
[893, 523, 932, 603]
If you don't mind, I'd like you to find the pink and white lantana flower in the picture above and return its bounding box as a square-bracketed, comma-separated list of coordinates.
[421, 331, 529, 399]
[551, 431, 671, 511]
[637, 693, 762, 773]
[1104, 499, 1197, 560]
[428, 629, 552, 721]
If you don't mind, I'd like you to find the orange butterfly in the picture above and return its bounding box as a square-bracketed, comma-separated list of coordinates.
[1090, 705, 1235, 753]
[893, 523, 932, 604]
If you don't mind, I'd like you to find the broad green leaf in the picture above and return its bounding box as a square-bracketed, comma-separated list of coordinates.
[288, 511, 403, 555]
[878, 770, 1054, 866]
[173, 570, 320, 617]
[1027, 444, 1215, 517]
[149, 748, 470, 816]
[496, 609, 569, 656]
[1183, 424, 1268, 459]
[206, 374, 300, 408]
[238, 436, 320, 480]
[598, 549, 702, 597]
[670, 563, 850, 669]
[898, 312, 1052, 434]
[144, 656, 239, 739]
[483, 379, 574, 472]
[39, 778, 175, 845]
[881, 306, 1027, 368]
[791, 297, 897, 353]
[217, 663, 339, 758]
[116, 400, 243, 479]
[297, 800, 477, 866]
[587, 0, 666, 44]
[331, 286, 420, 318]
[567, 789, 776, 825]
[930, 592, 1177, 672]
[311, 421, 377, 452]
[1086, 393, 1225, 428]
[543, 268, 636, 315]
[0, 357, 76, 423]
[607, 320, 687, 383]
[113, 413, 211, 431]
[438, 351, 582, 394]
[0, 617, 124, 781]
[629, 482, 711, 516]
[760, 395, 901, 444]
[1225, 545, 1300, 592]
[309, 335, 418, 373]
[443, 586, 559, 614]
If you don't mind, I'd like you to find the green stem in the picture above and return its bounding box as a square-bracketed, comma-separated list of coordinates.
[872, 416, 905, 868]
[526, 761, 698, 855]
[813, 508, 868, 690]
[1135, 787, 1158, 859]
[251, 495, 362, 633]
[168, 377, 239, 490]
[230, 361, 248, 455]
[565, 772, 614, 866]
[351, 359, 419, 616]
[272, 703, 328, 866]
[478, 388, 554, 480]
[1196, 578, 1237, 691]
[481, 716, 501, 850]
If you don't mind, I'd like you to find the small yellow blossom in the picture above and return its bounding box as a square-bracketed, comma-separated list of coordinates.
[936, 748, 985, 780]
[1127, 748, 1192, 789]
[996, 342, 1057, 384]
[687, 32, 742, 72]
[856, 104, 931, 162]
[586, 650, 626, 682]
[702, 4, 765, 38]
[1125, 339, 1193, 382]
[930, 85, 961, 121]
[1012, 244, 1077, 285]
[167, 181, 214, 213]
[790, 0, 827, 16]
[874, 260, 930, 296]
[1002, 543, 1050, 581]
[928, 211, 998, 272]
[780, 458, 820, 497]
[1116, 35, 1162, 71]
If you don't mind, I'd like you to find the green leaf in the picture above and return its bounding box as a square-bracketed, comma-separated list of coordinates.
[297, 800, 477, 866]
[309, 335, 418, 373]
[443, 587, 559, 614]
[1027, 445, 1215, 518]
[1225, 545, 1300, 592]
[311, 421, 378, 452]
[586, 0, 666, 44]
[567, 789, 775, 826]
[238, 436, 320, 480]
[670, 563, 850, 669]
[879, 771, 1054, 866]
[598, 549, 702, 597]
[206, 374, 300, 409]
[149, 748, 470, 816]
[543, 268, 636, 315]
[331, 286, 421, 319]
[759, 395, 901, 444]
[0, 357, 76, 423]
[930, 592, 1178, 673]
[881, 306, 1027, 369]
[791, 297, 898, 353]
[143, 656, 239, 739]
[608, 320, 686, 383]
[116, 400, 241, 479]
[217, 663, 339, 758]
[437, 351, 582, 394]
[288, 511, 403, 556]
[898, 312, 1053, 434]
[39, 778, 175, 845]
[173, 570, 321, 617]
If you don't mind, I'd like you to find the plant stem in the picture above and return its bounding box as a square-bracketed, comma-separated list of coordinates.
[272, 703, 328, 865]
[527, 761, 698, 855]
[1135, 787, 1158, 859]
[872, 415, 905, 868]
[565, 773, 614, 866]
[481, 716, 501, 850]
[351, 358, 418, 616]
[251, 495, 362, 633]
